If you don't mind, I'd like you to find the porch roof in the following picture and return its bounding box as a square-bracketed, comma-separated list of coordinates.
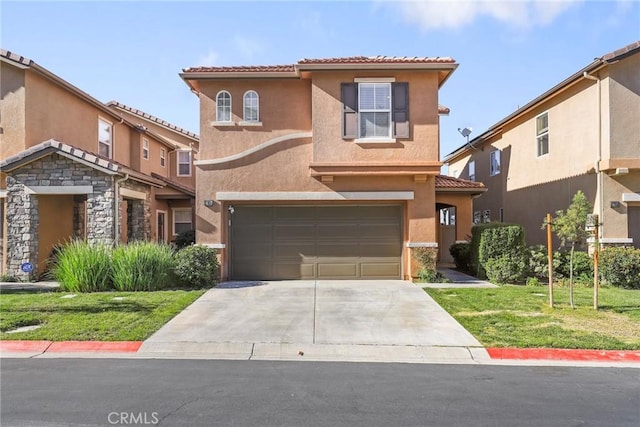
[435, 175, 486, 195]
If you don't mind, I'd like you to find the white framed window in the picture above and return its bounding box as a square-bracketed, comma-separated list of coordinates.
[536, 112, 549, 157]
[243, 90, 259, 122]
[142, 138, 149, 160]
[490, 150, 500, 176]
[216, 90, 232, 122]
[469, 160, 476, 182]
[177, 150, 191, 176]
[160, 148, 166, 167]
[98, 118, 113, 158]
[172, 208, 192, 235]
[358, 82, 391, 139]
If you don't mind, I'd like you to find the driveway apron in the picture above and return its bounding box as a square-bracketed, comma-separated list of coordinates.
[142, 280, 480, 348]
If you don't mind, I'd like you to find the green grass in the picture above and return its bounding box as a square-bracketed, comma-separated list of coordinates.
[0, 290, 204, 341]
[425, 285, 640, 350]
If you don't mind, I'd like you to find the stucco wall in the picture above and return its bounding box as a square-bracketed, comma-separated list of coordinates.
[311, 71, 440, 164]
[0, 62, 27, 158]
[608, 53, 640, 159]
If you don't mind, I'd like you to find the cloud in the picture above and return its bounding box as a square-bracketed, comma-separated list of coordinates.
[391, 0, 581, 31]
[196, 49, 220, 66]
[233, 36, 264, 60]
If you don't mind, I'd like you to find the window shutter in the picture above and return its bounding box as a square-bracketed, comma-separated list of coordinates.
[341, 83, 358, 139]
[392, 82, 409, 138]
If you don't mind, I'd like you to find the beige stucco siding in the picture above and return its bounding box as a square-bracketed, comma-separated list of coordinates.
[608, 54, 640, 159]
[0, 62, 27, 159]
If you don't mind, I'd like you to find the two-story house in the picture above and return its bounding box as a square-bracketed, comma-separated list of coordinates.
[444, 41, 639, 248]
[180, 56, 485, 281]
[0, 49, 197, 278]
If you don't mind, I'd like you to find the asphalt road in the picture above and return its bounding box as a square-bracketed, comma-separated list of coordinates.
[1, 359, 638, 427]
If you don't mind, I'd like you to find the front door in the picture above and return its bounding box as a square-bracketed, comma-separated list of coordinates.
[157, 211, 166, 243]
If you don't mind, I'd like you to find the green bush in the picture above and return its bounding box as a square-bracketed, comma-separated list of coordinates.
[111, 242, 174, 291]
[599, 247, 640, 289]
[173, 245, 219, 288]
[412, 247, 438, 281]
[0, 274, 19, 283]
[449, 242, 471, 272]
[476, 224, 527, 282]
[54, 240, 112, 292]
[470, 223, 522, 277]
[527, 246, 593, 284]
[174, 229, 196, 250]
[484, 255, 527, 285]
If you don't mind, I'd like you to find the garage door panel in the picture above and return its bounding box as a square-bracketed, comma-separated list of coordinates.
[318, 263, 358, 278]
[361, 262, 401, 278]
[231, 205, 402, 280]
[234, 224, 272, 242]
[275, 224, 315, 240]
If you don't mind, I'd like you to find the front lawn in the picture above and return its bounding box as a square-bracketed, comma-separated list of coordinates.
[426, 285, 640, 350]
[0, 290, 204, 341]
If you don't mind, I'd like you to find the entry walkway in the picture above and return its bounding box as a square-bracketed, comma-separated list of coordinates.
[429, 267, 497, 289]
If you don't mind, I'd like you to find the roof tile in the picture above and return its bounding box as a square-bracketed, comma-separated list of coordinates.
[107, 101, 199, 140]
[298, 55, 455, 64]
[435, 175, 485, 189]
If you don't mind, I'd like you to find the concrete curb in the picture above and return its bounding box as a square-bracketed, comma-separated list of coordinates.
[2, 341, 639, 365]
[487, 348, 640, 363]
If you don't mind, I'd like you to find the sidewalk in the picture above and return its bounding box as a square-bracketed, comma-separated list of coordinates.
[0, 281, 60, 291]
[429, 266, 497, 288]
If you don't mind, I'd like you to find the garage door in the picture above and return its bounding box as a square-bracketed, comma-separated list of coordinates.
[230, 205, 402, 280]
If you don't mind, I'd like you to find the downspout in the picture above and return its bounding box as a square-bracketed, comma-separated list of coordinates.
[114, 174, 130, 244]
[583, 71, 603, 239]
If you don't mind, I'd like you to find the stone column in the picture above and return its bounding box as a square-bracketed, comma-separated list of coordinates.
[5, 176, 39, 280]
[86, 176, 115, 245]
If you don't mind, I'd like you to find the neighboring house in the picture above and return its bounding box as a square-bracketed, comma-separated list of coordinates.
[0, 49, 197, 279]
[444, 41, 640, 248]
[180, 56, 485, 281]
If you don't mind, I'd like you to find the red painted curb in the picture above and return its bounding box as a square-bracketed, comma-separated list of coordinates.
[0, 340, 52, 353]
[487, 348, 640, 362]
[46, 341, 143, 353]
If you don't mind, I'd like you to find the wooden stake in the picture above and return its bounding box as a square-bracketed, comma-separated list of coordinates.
[546, 213, 554, 308]
[593, 216, 599, 310]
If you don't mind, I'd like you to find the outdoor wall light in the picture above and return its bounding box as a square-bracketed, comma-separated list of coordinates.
[203, 199, 214, 207]
[610, 201, 621, 208]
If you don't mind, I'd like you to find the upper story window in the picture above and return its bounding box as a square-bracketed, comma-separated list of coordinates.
[216, 91, 232, 122]
[536, 112, 549, 156]
[469, 160, 476, 182]
[243, 90, 259, 122]
[490, 150, 501, 176]
[160, 148, 166, 167]
[98, 118, 113, 158]
[341, 81, 409, 140]
[177, 150, 191, 176]
[142, 138, 149, 160]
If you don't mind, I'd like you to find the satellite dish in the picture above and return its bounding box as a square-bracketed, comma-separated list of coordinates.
[458, 127, 472, 138]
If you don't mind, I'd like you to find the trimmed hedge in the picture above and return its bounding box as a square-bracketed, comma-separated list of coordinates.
[173, 245, 220, 288]
[599, 247, 640, 289]
[449, 242, 471, 272]
[471, 223, 527, 282]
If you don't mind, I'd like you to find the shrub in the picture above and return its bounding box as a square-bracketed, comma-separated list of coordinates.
[470, 223, 523, 278]
[54, 240, 112, 292]
[567, 250, 593, 285]
[173, 245, 219, 288]
[527, 246, 593, 284]
[525, 277, 542, 287]
[174, 229, 196, 250]
[484, 254, 527, 285]
[0, 274, 19, 283]
[599, 247, 640, 289]
[111, 242, 174, 291]
[477, 223, 527, 282]
[412, 247, 438, 281]
[449, 242, 471, 272]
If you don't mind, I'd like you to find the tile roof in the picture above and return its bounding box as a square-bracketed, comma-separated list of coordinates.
[438, 105, 451, 115]
[435, 175, 486, 190]
[107, 101, 199, 140]
[1, 49, 34, 66]
[298, 55, 456, 64]
[183, 64, 296, 73]
[602, 40, 640, 62]
[183, 55, 456, 73]
[0, 139, 165, 187]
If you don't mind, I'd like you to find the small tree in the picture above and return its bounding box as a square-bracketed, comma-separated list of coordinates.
[550, 190, 592, 308]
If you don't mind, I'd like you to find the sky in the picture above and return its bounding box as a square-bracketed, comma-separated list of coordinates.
[2, 1, 639, 163]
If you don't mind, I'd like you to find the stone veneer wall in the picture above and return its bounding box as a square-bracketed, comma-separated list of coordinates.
[5, 154, 114, 279]
[118, 180, 152, 242]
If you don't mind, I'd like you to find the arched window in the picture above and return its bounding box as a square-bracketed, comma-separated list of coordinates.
[216, 91, 232, 122]
[243, 90, 259, 122]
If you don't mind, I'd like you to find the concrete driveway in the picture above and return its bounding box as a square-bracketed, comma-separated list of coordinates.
[139, 280, 485, 362]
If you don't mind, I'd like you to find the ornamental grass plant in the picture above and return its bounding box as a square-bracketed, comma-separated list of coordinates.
[111, 242, 174, 291]
[53, 240, 112, 292]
